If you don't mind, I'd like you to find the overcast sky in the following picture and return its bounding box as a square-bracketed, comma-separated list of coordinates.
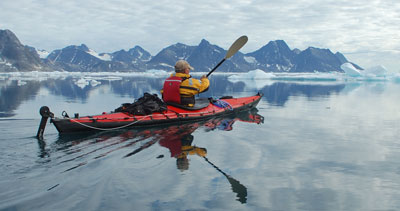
[1, 0, 399, 71]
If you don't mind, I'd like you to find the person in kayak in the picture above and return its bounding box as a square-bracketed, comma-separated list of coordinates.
[161, 60, 210, 106]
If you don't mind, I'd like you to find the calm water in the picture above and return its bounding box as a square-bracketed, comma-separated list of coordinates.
[1, 72, 400, 210]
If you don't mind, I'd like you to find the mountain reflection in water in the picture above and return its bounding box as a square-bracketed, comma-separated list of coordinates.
[0, 75, 347, 118]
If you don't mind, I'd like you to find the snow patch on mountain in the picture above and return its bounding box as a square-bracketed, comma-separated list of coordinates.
[36, 49, 50, 59]
[244, 56, 257, 64]
[87, 49, 112, 61]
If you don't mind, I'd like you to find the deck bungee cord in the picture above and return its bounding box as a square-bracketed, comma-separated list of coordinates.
[57, 107, 223, 132]
[67, 115, 151, 131]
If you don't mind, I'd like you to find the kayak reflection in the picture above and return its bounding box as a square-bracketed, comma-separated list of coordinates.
[50, 108, 263, 204]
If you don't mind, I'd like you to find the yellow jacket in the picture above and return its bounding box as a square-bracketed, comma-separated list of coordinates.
[161, 73, 210, 96]
[178, 145, 207, 158]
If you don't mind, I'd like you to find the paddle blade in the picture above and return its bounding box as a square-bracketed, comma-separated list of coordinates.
[225, 35, 248, 59]
[227, 176, 247, 204]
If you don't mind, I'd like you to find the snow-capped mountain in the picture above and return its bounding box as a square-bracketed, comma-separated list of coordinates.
[0, 29, 52, 72]
[1, 29, 362, 73]
[45, 44, 152, 72]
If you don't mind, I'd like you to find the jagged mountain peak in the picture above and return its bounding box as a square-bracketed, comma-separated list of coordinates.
[267, 40, 290, 48]
[301, 47, 336, 60]
[197, 39, 222, 52]
[188, 40, 226, 71]
[0, 29, 46, 72]
[111, 45, 152, 64]
[0, 29, 22, 47]
[63, 44, 89, 52]
[246, 40, 294, 71]
[292, 48, 301, 54]
[292, 47, 344, 72]
[334, 52, 348, 64]
[248, 40, 292, 57]
[199, 39, 211, 46]
[170, 42, 190, 49]
[129, 45, 145, 53]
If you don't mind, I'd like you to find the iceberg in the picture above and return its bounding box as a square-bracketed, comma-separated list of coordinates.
[341, 62, 389, 78]
[75, 78, 89, 89]
[145, 69, 169, 76]
[341, 63, 362, 77]
[363, 65, 388, 77]
[228, 69, 275, 89]
[228, 69, 275, 80]
[90, 79, 101, 87]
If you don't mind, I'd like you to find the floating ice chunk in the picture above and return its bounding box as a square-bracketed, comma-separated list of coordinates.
[247, 69, 275, 79]
[75, 78, 89, 89]
[102, 76, 123, 81]
[393, 73, 400, 83]
[228, 69, 275, 89]
[17, 80, 27, 86]
[364, 65, 388, 77]
[90, 79, 101, 87]
[341, 63, 362, 77]
[342, 62, 390, 78]
[228, 69, 274, 80]
[145, 69, 169, 76]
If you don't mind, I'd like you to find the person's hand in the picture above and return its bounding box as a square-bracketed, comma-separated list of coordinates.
[201, 75, 208, 79]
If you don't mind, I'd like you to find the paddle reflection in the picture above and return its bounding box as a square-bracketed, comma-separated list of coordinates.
[45, 108, 263, 204]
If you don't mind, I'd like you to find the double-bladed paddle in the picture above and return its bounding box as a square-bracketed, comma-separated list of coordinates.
[206, 35, 248, 77]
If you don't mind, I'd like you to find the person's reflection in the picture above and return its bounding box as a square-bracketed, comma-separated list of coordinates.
[160, 133, 206, 171]
[157, 118, 236, 171]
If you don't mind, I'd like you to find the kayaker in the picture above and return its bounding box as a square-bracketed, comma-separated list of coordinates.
[161, 60, 210, 106]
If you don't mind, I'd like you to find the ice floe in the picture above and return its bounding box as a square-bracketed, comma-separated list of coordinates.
[228, 69, 275, 80]
[75, 78, 90, 89]
[228, 69, 275, 89]
[341, 62, 390, 78]
[145, 69, 169, 76]
[341, 63, 362, 77]
[363, 65, 388, 77]
[74, 77, 103, 89]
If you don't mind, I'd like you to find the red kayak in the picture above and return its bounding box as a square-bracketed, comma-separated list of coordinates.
[38, 93, 263, 134]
